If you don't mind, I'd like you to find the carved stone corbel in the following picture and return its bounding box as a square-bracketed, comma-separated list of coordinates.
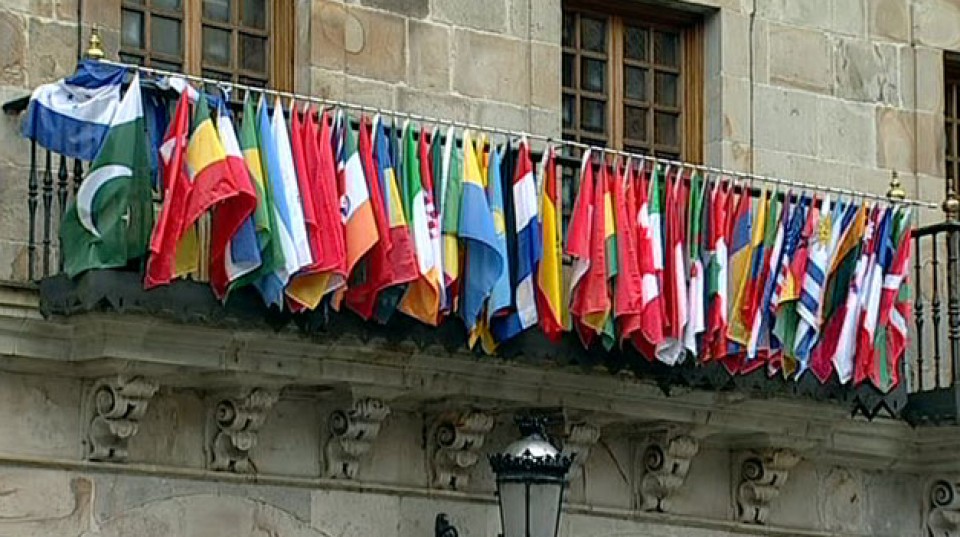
[209, 388, 278, 473]
[562, 422, 601, 479]
[431, 411, 495, 490]
[638, 430, 700, 512]
[736, 448, 801, 524]
[928, 479, 960, 536]
[85, 376, 159, 462]
[324, 397, 391, 479]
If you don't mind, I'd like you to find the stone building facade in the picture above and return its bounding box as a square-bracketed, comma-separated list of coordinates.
[0, 1, 957, 536]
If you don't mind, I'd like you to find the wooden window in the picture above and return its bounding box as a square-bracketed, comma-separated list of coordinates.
[946, 55, 960, 194]
[119, 0, 294, 90]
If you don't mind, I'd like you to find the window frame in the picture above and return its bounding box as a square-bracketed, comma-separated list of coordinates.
[945, 53, 960, 196]
[120, 0, 295, 91]
[562, 0, 704, 163]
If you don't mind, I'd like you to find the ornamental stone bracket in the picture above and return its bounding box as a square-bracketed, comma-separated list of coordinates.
[430, 411, 495, 490]
[561, 422, 601, 479]
[84, 375, 159, 462]
[324, 397, 391, 479]
[736, 448, 802, 524]
[637, 429, 701, 513]
[928, 478, 960, 536]
[208, 388, 279, 473]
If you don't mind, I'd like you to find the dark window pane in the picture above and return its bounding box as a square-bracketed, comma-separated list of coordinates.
[949, 84, 956, 116]
[203, 0, 232, 22]
[240, 34, 267, 73]
[151, 16, 182, 57]
[624, 26, 647, 61]
[655, 72, 679, 107]
[119, 52, 144, 65]
[242, 0, 267, 29]
[562, 53, 574, 88]
[562, 12, 575, 47]
[624, 66, 647, 101]
[949, 122, 956, 157]
[562, 94, 575, 129]
[126, 0, 144, 4]
[581, 98, 605, 133]
[654, 31, 680, 67]
[581, 58, 605, 93]
[203, 26, 232, 67]
[152, 60, 183, 72]
[655, 111, 679, 147]
[121, 9, 144, 48]
[153, 0, 182, 9]
[624, 105, 647, 142]
[581, 16, 606, 53]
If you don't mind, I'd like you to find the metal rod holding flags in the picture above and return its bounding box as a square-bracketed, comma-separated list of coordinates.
[94, 58, 939, 211]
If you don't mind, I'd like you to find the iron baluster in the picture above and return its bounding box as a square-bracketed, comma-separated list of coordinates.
[27, 140, 37, 281]
[932, 233, 943, 389]
[73, 158, 83, 196]
[41, 150, 53, 278]
[57, 156, 68, 273]
[949, 227, 960, 390]
[914, 233, 925, 391]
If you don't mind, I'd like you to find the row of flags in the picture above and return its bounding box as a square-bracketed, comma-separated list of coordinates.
[26, 66, 914, 393]
[564, 152, 913, 393]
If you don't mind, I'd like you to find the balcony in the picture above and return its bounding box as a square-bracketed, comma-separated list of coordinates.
[4, 79, 952, 426]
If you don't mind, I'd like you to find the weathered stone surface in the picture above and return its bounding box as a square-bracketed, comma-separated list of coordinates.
[359, 0, 428, 18]
[453, 30, 529, 106]
[0, 371, 79, 458]
[530, 42, 560, 110]
[869, 0, 910, 42]
[431, 0, 507, 34]
[399, 496, 499, 537]
[831, 0, 866, 36]
[128, 391, 205, 468]
[310, 67, 346, 102]
[312, 490, 400, 537]
[917, 110, 946, 177]
[754, 147, 852, 188]
[407, 20, 449, 92]
[0, 468, 75, 521]
[876, 107, 914, 173]
[255, 399, 321, 477]
[718, 10, 750, 79]
[834, 39, 900, 106]
[311, 0, 348, 71]
[507, 0, 529, 39]
[757, 0, 832, 30]
[754, 85, 819, 156]
[344, 7, 406, 83]
[529, 106, 560, 138]
[820, 467, 866, 534]
[865, 472, 924, 537]
[26, 19, 77, 85]
[768, 24, 833, 94]
[530, 0, 561, 43]
[343, 75, 397, 109]
[817, 98, 876, 166]
[914, 46, 944, 114]
[706, 139, 752, 172]
[0, 11, 26, 87]
[914, 0, 960, 49]
[396, 88, 472, 123]
[719, 75, 751, 144]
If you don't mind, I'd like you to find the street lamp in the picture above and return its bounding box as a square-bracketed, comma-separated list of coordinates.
[487, 417, 573, 537]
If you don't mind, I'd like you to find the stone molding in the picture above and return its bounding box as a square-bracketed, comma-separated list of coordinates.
[736, 448, 802, 524]
[324, 397, 391, 479]
[638, 429, 701, 513]
[209, 388, 279, 473]
[928, 479, 960, 536]
[430, 411, 495, 490]
[84, 375, 159, 462]
[562, 422, 601, 479]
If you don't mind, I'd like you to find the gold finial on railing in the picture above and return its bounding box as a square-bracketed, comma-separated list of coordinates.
[944, 179, 960, 221]
[887, 170, 906, 200]
[86, 27, 104, 60]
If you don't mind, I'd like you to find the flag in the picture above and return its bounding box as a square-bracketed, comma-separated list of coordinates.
[723, 184, 754, 371]
[566, 151, 595, 347]
[371, 117, 418, 323]
[748, 193, 793, 362]
[336, 110, 379, 290]
[228, 96, 285, 297]
[419, 127, 444, 317]
[793, 196, 836, 372]
[534, 145, 565, 342]
[767, 194, 808, 373]
[683, 172, 707, 355]
[877, 212, 912, 392]
[612, 160, 644, 344]
[490, 138, 542, 343]
[704, 180, 731, 361]
[775, 195, 818, 374]
[22, 59, 126, 161]
[144, 92, 191, 289]
[629, 160, 666, 358]
[570, 158, 613, 348]
[61, 73, 152, 277]
[209, 103, 259, 300]
[440, 126, 463, 315]
[398, 122, 443, 325]
[485, 145, 511, 327]
[657, 167, 687, 365]
[458, 130, 504, 333]
[855, 207, 895, 386]
[284, 104, 324, 310]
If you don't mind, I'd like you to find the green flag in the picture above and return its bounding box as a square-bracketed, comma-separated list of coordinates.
[61, 74, 153, 278]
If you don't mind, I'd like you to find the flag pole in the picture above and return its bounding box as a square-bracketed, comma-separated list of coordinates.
[93, 58, 939, 211]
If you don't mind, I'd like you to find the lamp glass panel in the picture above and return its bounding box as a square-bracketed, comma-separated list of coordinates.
[497, 481, 528, 537]
[528, 482, 563, 537]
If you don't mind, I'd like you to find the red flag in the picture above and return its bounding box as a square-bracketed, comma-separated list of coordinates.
[612, 160, 644, 343]
[284, 106, 324, 311]
[659, 167, 688, 364]
[145, 93, 191, 289]
[566, 153, 597, 347]
[344, 116, 394, 319]
[704, 181, 731, 361]
[884, 226, 913, 390]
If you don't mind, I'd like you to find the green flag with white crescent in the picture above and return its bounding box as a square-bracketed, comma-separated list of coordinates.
[61, 74, 153, 278]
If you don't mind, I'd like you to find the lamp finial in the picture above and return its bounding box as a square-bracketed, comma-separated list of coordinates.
[86, 27, 105, 60]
